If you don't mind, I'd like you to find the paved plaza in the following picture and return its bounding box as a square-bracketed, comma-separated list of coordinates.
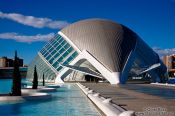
[81, 83, 175, 113]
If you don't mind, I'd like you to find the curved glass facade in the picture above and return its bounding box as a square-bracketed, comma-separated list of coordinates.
[127, 38, 167, 82]
[27, 34, 78, 82]
[27, 55, 56, 82]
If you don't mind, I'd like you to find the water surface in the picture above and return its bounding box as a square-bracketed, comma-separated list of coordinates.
[0, 83, 100, 116]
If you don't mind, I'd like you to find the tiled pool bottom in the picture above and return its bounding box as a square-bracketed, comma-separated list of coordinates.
[0, 84, 101, 116]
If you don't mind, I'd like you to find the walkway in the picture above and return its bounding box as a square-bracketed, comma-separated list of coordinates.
[81, 83, 175, 114]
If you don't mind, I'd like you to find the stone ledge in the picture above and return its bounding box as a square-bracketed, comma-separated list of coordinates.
[46, 84, 61, 88]
[25, 86, 57, 92]
[0, 89, 51, 102]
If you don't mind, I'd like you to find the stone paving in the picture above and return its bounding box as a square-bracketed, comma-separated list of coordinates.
[81, 83, 175, 114]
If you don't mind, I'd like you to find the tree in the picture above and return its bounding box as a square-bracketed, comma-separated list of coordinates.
[11, 51, 21, 96]
[32, 65, 38, 89]
[42, 73, 45, 86]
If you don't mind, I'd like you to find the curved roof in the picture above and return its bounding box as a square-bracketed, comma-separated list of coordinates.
[60, 19, 138, 72]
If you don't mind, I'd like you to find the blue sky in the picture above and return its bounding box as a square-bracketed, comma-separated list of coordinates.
[0, 0, 175, 64]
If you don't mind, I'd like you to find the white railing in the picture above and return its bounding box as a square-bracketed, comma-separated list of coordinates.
[76, 83, 135, 116]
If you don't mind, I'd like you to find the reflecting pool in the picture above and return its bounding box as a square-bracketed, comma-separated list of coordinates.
[0, 82, 100, 116]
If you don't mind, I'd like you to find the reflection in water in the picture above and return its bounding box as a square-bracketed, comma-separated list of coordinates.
[0, 79, 26, 94]
[0, 102, 21, 115]
[0, 79, 12, 94]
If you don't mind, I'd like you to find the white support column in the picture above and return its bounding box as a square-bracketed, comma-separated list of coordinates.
[55, 50, 121, 85]
[120, 51, 136, 84]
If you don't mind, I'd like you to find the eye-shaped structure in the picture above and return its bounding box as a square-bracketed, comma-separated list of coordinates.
[27, 19, 167, 84]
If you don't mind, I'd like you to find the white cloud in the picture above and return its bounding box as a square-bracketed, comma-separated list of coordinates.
[153, 47, 175, 58]
[0, 11, 69, 29]
[0, 32, 54, 43]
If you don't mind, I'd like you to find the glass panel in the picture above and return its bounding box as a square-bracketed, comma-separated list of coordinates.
[57, 66, 63, 71]
[53, 42, 60, 48]
[59, 48, 65, 54]
[58, 56, 64, 62]
[46, 54, 52, 60]
[51, 50, 57, 56]
[72, 52, 78, 58]
[48, 47, 54, 53]
[66, 56, 74, 63]
[64, 43, 70, 50]
[61, 40, 66, 46]
[53, 62, 59, 68]
[56, 35, 61, 42]
[67, 47, 74, 53]
[54, 52, 60, 59]
[43, 51, 49, 57]
[63, 60, 69, 64]
[58, 37, 64, 43]
[62, 51, 69, 58]
[56, 44, 62, 51]
[47, 45, 53, 52]
[49, 57, 55, 64]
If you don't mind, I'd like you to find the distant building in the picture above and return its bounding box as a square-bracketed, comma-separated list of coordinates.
[0, 57, 23, 67]
[163, 55, 175, 77]
[0, 57, 7, 67]
[0, 56, 26, 78]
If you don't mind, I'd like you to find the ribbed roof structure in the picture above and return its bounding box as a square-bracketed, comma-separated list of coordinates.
[61, 19, 138, 72]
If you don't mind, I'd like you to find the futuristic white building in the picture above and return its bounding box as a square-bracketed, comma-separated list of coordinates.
[27, 19, 167, 84]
